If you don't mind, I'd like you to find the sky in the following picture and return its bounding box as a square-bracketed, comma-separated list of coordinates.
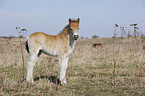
[0, 0, 145, 38]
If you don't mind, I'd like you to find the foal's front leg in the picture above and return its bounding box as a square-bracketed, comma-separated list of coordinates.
[59, 57, 68, 85]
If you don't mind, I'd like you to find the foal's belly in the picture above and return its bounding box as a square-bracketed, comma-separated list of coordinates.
[41, 48, 58, 57]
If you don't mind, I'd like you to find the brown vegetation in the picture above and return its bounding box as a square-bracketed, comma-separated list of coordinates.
[0, 37, 144, 95]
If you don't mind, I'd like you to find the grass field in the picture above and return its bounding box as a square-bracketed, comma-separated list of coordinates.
[0, 37, 145, 96]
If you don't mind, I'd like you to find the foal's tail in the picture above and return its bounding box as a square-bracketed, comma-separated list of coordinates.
[25, 36, 29, 53]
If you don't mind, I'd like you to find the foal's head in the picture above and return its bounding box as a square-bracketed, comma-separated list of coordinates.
[69, 18, 80, 40]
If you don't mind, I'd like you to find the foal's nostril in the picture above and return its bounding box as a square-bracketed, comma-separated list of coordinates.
[74, 35, 79, 40]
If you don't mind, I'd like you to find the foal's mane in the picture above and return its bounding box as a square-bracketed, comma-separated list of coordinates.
[59, 24, 70, 34]
[59, 20, 78, 34]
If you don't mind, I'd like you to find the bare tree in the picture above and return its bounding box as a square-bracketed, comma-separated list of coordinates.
[130, 23, 139, 38]
[127, 29, 132, 38]
[114, 24, 119, 37]
[16, 27, 27, 81]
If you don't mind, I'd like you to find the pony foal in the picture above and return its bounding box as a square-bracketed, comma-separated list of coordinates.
[25, 18, 80, 85]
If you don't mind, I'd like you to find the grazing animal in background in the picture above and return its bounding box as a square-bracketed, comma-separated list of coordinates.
[25, 18, 80, 85]
[93, 43, 103, 48]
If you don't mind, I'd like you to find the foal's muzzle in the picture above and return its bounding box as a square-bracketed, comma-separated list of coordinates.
[74, 35, 79, 40]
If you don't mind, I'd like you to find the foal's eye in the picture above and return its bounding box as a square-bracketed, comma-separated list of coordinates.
[78, 28, 79, 30]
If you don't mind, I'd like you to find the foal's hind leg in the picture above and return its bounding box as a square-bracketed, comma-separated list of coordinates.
[26, 50, 42, 83]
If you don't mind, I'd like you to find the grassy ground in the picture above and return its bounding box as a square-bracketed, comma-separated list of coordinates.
[0, 37, 145, 96]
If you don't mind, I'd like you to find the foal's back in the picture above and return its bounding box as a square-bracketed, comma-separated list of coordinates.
[27, 32, 69, 56]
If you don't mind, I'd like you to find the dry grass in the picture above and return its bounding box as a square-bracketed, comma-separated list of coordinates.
[0, 37, 145, 96]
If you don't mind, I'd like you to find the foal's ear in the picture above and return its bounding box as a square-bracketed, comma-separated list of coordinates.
[77, 18, 80, 23]
[69, 18, 72, 23]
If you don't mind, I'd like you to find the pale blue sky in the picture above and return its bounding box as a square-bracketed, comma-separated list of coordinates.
[0, 0, 145, 38]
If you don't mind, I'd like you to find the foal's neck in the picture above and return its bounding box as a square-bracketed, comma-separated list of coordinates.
[59, 25, 76, 48]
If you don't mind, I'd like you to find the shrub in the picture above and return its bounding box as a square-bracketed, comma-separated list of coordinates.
[92, 35, 100, 38]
